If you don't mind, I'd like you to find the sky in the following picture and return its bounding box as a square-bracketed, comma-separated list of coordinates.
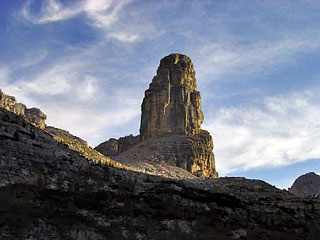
[1, 0, 320, 189]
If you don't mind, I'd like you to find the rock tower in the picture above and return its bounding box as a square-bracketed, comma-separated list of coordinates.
[96, 54, 218, 178]
[140, 54, 203, 141]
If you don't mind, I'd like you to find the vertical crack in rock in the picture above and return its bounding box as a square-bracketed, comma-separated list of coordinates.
[140, 54, 203, 140]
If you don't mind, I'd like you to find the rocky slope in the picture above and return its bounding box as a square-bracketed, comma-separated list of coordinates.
[1, 106, 320, 239]
[45, 126, 131, 170]
[289, 172, 320, 198]
[96, 54, 218, 178]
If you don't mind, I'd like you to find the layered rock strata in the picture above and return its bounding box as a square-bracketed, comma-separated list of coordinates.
[1, 107, 320, 239]
[95, 134, 140, 157]
[115, 132, 217, 178]
[0, 88, 46, 129]
[96, 54, 218, 178]
[140, 54, 203, 140]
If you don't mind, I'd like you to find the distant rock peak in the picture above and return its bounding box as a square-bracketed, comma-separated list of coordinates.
[140, 53, 203, 140]
[289, 172, 320, 198]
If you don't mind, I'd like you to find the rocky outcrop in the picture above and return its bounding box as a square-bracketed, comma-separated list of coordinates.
[1, 107, 320, 239]
[0, 88, 47, 129]
[95, 134, 140, 157]
[0, 89, 26, 116]
[289, 172, 320, 198]
[26, 107, 47, 129]
[115, 131, 217, 178]
[96, 54, 218, 178]
[140, 54, 203, 140]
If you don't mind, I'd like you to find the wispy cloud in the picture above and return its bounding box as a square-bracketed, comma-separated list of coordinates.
[43, 100, 140, 146]
[22, 0, 122, 24]
[194, 30, 320, 82]
[1, 55, 141, 146]
[204, 90, 320, 175]
[22, 0, 137, 42]
[9, 61, 83, 96]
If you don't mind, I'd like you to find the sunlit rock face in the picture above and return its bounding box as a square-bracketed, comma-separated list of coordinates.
[0, 88, 26, 116]
[140, 54, 204, 141]
[0, 88, 47, 129]
[96, 54, 218, 178]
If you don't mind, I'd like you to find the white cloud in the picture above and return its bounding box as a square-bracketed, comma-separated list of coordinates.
[22, 0, 82, 23]
[21, 0, 167, 43]
[204, 90, 320, 176]
[44, 102, 140, 146]
[22, 0, 136, 42]
[108, 32, 140, 42]
[1, 58, 141, 147]
[11, 62, 83, 96]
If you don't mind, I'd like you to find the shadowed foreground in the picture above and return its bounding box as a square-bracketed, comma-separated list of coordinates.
[1, 107, 320, 239]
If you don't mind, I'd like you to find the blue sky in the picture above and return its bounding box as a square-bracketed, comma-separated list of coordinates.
[1, 0, 320, 189]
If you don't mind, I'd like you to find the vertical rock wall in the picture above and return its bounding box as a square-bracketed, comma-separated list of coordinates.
[96, 53, 218, 178]
[140, 54, 204, 141]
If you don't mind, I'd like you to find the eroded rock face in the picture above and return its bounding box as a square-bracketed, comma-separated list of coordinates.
[140, 54, 203, 141]
[95, 134, 140, 157]
[96, 54, 218, 178]
[26, 107, 47, 129]
[115, 131, 218, 178]
[0, 88, 26, 116]
[0, 89, 47, 129]
[289, 172, 320, 198]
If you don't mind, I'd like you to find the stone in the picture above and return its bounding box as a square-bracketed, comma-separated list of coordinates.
[115, 131, 218, 178]
[289, 172, 320, 198]
[26, 107, 47, 129]
[140, 53, 203, 141]
[1, 94, 320, 239]
[230, 229, 247, 239]
[95, 138, 119, 157]
[0, 88, 26, 116]
[0, 88, 47, 129]
[96, 54, 218, 178]
[95, 134, 140, 157]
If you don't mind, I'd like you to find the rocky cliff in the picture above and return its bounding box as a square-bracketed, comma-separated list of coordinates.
[1, 106, 320, 239]
[96, 54, 218, 178]
[140, 54, 203, 140]
[0, 88, 46, 129]
[289, 172, 320, 198]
